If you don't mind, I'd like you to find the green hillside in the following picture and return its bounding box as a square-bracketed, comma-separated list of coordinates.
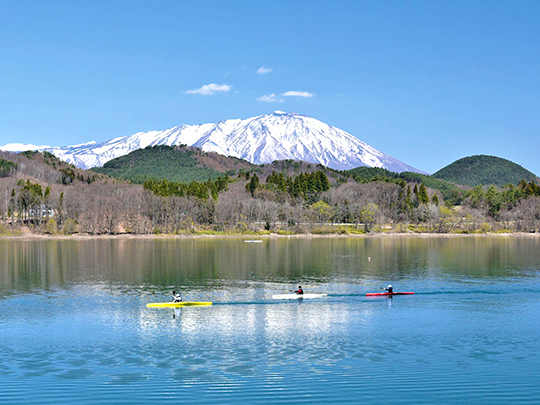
[345, 166, 466, 203]
[92, 145, 348, 185]
[433, 155, 538, 187]
[0, 150, 106, 185]
[0, 158, 17, 177]
[92, 145, 254, 184]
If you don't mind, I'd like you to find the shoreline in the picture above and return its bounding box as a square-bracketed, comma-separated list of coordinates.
[1, 231, 539, 241]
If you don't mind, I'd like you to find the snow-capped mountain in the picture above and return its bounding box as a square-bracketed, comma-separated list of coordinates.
[1, 111, 423, 173]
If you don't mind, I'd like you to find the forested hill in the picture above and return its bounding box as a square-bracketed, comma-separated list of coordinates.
[0, 150, 106, 185]
[92, 145, 256, 184]
[433, 155, 538, 187]
[91, 145, 345, 185]
[344, 166, 466, 204]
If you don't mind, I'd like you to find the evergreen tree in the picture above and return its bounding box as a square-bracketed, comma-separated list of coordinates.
[485, 185, 502, 218]
[8, 188, 16, 224]
[317, 171, 330, 191]
[406, 186, 413, 208]
[246, 174, 260, 196]
[267, 171, 287, 192]
[0, 158, 17, 177]
[466, 185, 485, 209]
[418, 184, 429, 204]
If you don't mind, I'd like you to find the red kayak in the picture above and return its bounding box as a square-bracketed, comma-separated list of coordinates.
[366, 292, 415, 296]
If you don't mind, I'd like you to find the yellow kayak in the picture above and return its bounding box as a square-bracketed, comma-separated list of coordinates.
[146, 302, 212, 308]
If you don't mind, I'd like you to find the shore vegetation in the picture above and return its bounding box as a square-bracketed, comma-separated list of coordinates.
[1, 150, 539, 237]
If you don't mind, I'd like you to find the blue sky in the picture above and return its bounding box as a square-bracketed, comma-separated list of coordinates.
[1, 0, 540, 175]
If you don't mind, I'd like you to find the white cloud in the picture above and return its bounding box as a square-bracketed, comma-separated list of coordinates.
[257, 66, 273, 75]
[258, 93, 284, 103]
[282, 91, 314, 98]
[186, 83, 232, 95]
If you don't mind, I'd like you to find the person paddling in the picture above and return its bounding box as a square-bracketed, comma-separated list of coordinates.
[384, 285, 393, 293]
[294, 286, 304, 295]
[172, 290, 182, 302]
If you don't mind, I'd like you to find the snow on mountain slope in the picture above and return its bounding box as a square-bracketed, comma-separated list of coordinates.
[0, 111, 423, 173]
[1, 143, 52, 151]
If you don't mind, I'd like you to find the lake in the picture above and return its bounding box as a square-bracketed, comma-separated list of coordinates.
[1, 236, 540, 404]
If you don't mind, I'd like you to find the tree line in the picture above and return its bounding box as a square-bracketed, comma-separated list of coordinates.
[0, 153, 539, 235]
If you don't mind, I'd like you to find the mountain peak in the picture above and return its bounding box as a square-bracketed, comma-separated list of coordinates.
[0, 112, 423, 173]
[270, 110, 304, 118]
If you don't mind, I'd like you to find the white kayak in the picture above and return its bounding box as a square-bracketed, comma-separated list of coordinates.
[272, 293, 328, 300]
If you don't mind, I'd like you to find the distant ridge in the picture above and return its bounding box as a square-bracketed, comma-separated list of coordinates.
[433, 155, 538, 187]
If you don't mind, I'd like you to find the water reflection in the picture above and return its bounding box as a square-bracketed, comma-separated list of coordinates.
[1, 236, 540, 296]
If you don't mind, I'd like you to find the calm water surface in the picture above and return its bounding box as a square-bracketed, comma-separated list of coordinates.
[1, 236, 540, 404]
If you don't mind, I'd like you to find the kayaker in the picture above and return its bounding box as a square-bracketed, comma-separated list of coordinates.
[294, 286, 304, 295]
[172, 290, 182, 302]
[385, 285, 393, 293]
